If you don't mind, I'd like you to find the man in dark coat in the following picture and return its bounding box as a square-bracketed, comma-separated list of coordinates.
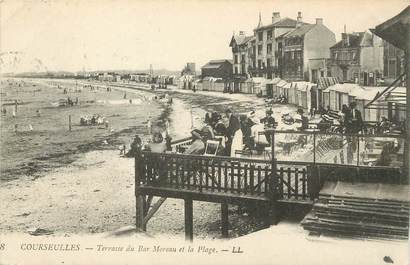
[225, 108, 240, 156]
[346, 102, 363, 134]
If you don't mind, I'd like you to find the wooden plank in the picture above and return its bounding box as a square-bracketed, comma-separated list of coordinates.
[295, 168, 299, 200]
[218, 162, 222, 192]
[287, 167, 291, 198]
[186, 161, 191, 189]
[279, 167, 284, 199]
[184, 198, 193, 242]
[257, 166, 262, 195]
[221, 202, 229, 238]
[139, 186, 270, 204]
[224, 163, 228, 192]
[231, 163, 235, 193]
[199, 161, 203, 192]
[192, 160, 196, 188]
[244, 164, 248, 195]
[211, 162, 216, 191]
[250, 165, 255, 195]
[143, 197, 167, 225]
[205, 160, 209, 189]
[135, 195, 145, 232]
[264, 166, 269, 195]
[237, 163, 241, 194]
[302, 168, 306, 199]
[175, 158, 180, 188]
[181, 159, 186, 189]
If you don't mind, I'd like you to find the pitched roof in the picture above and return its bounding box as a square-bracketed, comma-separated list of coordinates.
[330, 32, 364, 49]
[256, 17, 300, 30]
[202, 59, 232, 69]
[230, 34, 253, 47]
[284, 24, 315, 38]
[373, 5, 410, 50]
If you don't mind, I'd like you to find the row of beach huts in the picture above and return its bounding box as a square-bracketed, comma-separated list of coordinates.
[175, 75, 405, 123]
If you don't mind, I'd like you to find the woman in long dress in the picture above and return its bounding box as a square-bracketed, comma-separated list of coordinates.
[230, 127, 243, 157]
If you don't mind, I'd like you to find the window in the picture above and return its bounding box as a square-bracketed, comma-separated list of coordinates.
[352, 52, 357, 60]
[267, 59, 271, 67]
[258, 60, 262, 69]
[241, 54, 245, 63]
[267, 44, 272, 54]
[234, 55, 238, 64]
[235, 67, 239, 74]
[267, 31, 272, 40]
[258, 45, 262, 55]
[334, 52, 338, 59]
[388, 59, 396, 78]
[258, 32, 263, 41]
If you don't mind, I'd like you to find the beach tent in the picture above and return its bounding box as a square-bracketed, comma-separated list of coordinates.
[323, 83, 361, 111]
[270, 78, 282, 97]
[350, 86, 385, 121]
[282, 82, 292, 100]
[213, 78, 225, 92]
[323, 83, 385, 121]
[276, 80, 289, 97]
[293, 82, 316, 109]
[287, 82, 296, 105]
[365, 85, 406, 122]
[251, 77, 267, 96]
[202, 77, 212, 91]
[194, 79, 203, 91]
[239, 79, 254, 94]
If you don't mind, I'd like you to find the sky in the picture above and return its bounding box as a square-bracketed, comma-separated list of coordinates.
[1, 0, 408, 72]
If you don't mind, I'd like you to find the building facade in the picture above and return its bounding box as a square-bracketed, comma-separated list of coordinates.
[229, 12, 302, 81]
[329, 30, 384, 86]
[278, 18, 336, 82]
[383, 41, 405, 85]
[201, 59, 233, 79]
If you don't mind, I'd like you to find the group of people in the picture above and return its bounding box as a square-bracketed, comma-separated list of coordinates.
[374, 117, 406, 134]
[337, 102, 363, 134]
[80, 114, 107, 127]
[317, 102, 364, 134]
[66, 96, 79, 106]
[183, 108, 278, 157]
[272, 94, 288, 104]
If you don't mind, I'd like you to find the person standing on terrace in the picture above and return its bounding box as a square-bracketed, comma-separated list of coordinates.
[225, 108, 242, 157]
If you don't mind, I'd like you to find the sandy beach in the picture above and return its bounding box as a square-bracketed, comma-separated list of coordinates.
[1, 78, 295, 238]
[0, 79, 408, 265]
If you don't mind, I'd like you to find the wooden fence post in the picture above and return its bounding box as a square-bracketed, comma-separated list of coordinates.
[135, 139, 144, 232]
[269, 131, 280, 225]
[68, 115, 72, 131]
[184, 198, 193, 241]
[221, 202, 229, 238]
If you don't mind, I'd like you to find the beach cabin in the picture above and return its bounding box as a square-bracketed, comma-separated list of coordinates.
[293, 82, 316, 110]
[239, 79, 254, 94]
[251, 77, 267, 96]
[270, 78, 282, 98]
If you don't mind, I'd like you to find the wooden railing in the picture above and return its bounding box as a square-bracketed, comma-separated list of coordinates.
[170, 137, 193, 153]
[137, 152, 274, 198]
[135, 131, 405, 205]
[277, 164, 309, 200]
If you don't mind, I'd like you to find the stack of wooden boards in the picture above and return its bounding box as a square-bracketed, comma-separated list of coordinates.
[302, 181, 409, 240]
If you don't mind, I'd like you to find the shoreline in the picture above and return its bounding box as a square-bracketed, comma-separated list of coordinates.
[0, 78, 298, 237]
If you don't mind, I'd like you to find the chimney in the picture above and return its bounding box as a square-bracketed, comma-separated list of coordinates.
[272, 12, 280, 23]
[342, 33, 350, 47]
[315, 18, 323, 25]
[296, 11, 303, 27]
